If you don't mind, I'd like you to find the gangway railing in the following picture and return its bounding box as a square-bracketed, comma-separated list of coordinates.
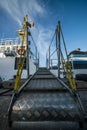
[46, 20, 86, 118]
[46, 21, 77, 93]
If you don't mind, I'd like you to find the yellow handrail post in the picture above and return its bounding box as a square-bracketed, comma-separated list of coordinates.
[14, 15, 33, 93]
[65, 61, 76, 92]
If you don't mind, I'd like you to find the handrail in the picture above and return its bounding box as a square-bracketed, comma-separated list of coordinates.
[46, 21, 77, 93]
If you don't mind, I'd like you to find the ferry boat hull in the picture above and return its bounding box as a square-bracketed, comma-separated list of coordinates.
[0, 57, 36, 81]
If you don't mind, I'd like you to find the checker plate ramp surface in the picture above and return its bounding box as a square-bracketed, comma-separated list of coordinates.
[11, 68, 82, 122]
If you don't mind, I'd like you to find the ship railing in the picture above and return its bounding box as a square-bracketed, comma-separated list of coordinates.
[0, 38, 21, 45]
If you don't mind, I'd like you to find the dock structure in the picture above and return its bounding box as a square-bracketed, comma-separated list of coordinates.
[6, 16, 87, 129]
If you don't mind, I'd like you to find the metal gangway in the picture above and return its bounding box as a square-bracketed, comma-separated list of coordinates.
[8, 16, 87, 129]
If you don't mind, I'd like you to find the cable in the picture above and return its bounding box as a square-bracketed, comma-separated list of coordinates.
[28, 28, 39, 58]
[49, 30, 56, 47]
[60, 26, 68, 59]
[29, 28, 37, 48]
[50, 48, 58, 57]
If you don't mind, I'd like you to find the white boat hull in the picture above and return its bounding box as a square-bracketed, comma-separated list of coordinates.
[0, 57, 36, 81]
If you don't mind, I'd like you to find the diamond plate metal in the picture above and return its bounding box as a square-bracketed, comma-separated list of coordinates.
[12, 92, 82, 121]
[24, 79, 65, 90]
[10, 68, 83, 123]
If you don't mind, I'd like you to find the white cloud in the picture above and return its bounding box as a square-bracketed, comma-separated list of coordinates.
[0, 0, 45, 26]
[36, 29, 53, 57]
[30, 26, 54, 66]
[37, 28, 54, 66]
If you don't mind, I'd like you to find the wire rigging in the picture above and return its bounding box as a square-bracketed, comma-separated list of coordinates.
[49, 31, 56, 47]
[28, 28, 39, 58]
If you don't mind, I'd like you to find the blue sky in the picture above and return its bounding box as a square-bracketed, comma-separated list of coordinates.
[0, 0, 87, 66]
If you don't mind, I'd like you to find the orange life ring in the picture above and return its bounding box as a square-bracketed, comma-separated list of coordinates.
[17, 48, 26, 55]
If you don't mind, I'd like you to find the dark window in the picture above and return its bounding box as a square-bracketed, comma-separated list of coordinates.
[14, 57, 26, 69]
[73, 61, 87, 69]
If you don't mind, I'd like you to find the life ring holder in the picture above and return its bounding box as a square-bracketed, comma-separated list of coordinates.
[17, 48, 26, 55]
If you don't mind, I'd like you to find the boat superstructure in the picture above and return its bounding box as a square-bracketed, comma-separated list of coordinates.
[68, 49, 87, 79]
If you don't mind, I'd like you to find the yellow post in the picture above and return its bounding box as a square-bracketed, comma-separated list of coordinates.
[14, 15, 32, 93]
[65, 61, 76, 92]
